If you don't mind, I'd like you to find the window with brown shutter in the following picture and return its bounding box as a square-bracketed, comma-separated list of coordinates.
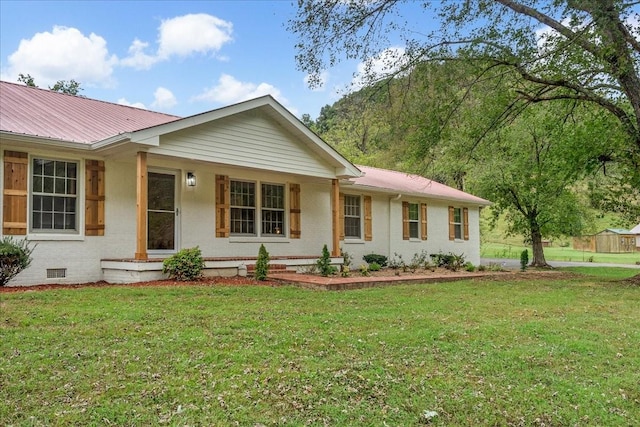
[2, 151, 28, 235]
[85, 160, 105, 236]
[215, 174, 230, 237]
[363, 195, 372, 241]
[420, 203, 428, 240]
[289, 183, 301, 239]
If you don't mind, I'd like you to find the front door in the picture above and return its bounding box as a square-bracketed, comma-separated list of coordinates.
[148, 171, 177, 251]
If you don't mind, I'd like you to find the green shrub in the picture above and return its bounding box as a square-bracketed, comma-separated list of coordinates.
[368, 262, 381, 271]
[317, 244, 336, 277]
[520, 249, 529, 272]
[388, 252, 405, 270]
[359, 264, 370, 276]
[255, 244, 270, 281]
[340, 248, 352, 277]
[430, 252, 466, 271]
[464, 262, 476, 272]
[477, 264, 487, 272]
[162, 247, 205, 281]
[362, 253, 388, 267]
[0, 237, 35, 286]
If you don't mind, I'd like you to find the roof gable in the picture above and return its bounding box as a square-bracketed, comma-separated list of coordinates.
[0, 81, 179, 143]
[351, 165, 490, 205]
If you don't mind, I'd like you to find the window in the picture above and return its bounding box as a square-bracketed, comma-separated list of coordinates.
[229, 180, 286, 236]
[31, 158, 78, 232]
[408, 203, 419, 239]
[230, 180, 256, 235]
[344, 195, 361, 239]
[261, 183, 284, 235]
[453, 207, 463, 240]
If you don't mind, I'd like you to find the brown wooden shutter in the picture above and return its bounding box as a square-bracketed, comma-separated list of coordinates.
[339, 193, 345, 240]
[420, 203, 428, 240]
[448, 206, 455, 241]
[463, 207, 469, 240]
[402, 201, 410, 240]
[85, 160, 105, 236]
[215, 175, 230, 237]
[289, 183, 301, 239]
[363, 195, 372, 241]
[3, 151, 28, 235]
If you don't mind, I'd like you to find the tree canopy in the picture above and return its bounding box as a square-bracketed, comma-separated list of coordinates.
[290, 0, 640, 184]
[17, 73, 83, 96]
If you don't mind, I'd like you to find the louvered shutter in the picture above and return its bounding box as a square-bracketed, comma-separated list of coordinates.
[420, 203, 428, 240]
[2, 151, 28, 235]
[463, 207, 469, 240]
[289, 183, 301, 239]
[85, 160, 105, 236]
[363, 195, 372, 241]
[448, 206, 455, 241]
[339, 193, 345, 241]
[402, 201, 410, 240]
[215, 175, 230, 237]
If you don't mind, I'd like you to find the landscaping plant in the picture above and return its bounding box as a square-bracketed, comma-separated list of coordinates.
[0, 237, 35, 286]
[316, 244, 336, 276]
[362, 253, 388, 268]
[255, 244, 270, 281]
[520, 249, 529, 271]
[162, 246, 205, 281]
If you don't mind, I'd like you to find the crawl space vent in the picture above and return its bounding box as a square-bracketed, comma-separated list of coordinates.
[46, 268, 67, 279]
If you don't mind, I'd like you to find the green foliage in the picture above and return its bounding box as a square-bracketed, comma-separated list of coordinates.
[340, 248, 352, 277]
[17, 73, 35, 87]
[409, 250, 429, 271]
[362, 253, 387, 267]
[162, 247, 205, 281]
[430, 252, 466, 272]
[368, 262, 381, 272]
[388, 252, 405, 270]
[317, 244, 336, 277]
[520, 250, 529, 272]
[358, 264, 370, 276]
[0, 237, 35, 286]
[255, 244, 270, 281]
[464, 262, 476, 272]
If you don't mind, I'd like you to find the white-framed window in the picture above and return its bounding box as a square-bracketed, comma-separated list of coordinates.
[453, 207, 463, 240]
[344, 195, 361, 239]
[31, 157, 78, 232]
[408, 202, 419, 239]
[230, 180, 286, 236]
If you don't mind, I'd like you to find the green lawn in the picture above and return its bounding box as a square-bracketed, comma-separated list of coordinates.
[482, 241, 640, 265]
[2, 274, 639, 426]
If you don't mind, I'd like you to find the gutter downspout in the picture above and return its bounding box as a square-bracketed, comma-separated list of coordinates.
[389, 194, 401, 259]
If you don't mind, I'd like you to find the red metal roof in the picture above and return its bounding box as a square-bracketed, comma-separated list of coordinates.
[354, 165, 490, 205]
[0, 81, 180, 144]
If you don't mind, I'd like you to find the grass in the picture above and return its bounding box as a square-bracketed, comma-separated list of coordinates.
[2, 274, 639, 426]
[482, 241, 640, 265]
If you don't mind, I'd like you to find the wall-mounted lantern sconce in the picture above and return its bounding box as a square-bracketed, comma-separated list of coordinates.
[186, 172, 196, 187]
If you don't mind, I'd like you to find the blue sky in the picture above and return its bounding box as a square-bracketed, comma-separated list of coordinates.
[0, 0, 380, 119]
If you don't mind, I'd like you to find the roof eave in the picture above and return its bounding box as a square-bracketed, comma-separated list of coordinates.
[351, 183, 492, 206]
[0, 131, 91, 151]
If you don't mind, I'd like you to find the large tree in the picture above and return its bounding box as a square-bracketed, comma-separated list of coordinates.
[290, 0, 640, 197]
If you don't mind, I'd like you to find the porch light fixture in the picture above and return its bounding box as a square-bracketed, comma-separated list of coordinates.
[186, 172, 196, 187]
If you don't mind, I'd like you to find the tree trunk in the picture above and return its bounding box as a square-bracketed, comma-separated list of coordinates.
[530, 220, 549, 267]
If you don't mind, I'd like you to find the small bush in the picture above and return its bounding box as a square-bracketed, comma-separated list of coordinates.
[162, 247, 205, 281]
[477, 264, 487, 272]
[430, 252, 466, 271]
[464, 262, 476, 272]
[520, 249, 529, 272]
[359, 264, 370, 276]
[255, 244, 270, 280]
[368, 262, 381, 271]
[0, 237, 35, 286]
[341, 248, 352, 277]
[363, 253, 388, 267]
[388, 252, 405, 270]
[317, 244, 335, 277]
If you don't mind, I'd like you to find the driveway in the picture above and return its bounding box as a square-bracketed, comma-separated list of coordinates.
[481, 258, 640, 270]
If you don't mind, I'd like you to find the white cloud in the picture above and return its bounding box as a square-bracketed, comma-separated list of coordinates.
[3, 26, 118, 87]
[120, 39, 159, 70]
[193, 74, 285, 104]
[304, 70, 329, 91]
[117, 98, 147, 109]
[157, 14, 233, 58]
[121, 13, 233, 69]
[151, 87, 177, 109]
[351, 46, 408, 90]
